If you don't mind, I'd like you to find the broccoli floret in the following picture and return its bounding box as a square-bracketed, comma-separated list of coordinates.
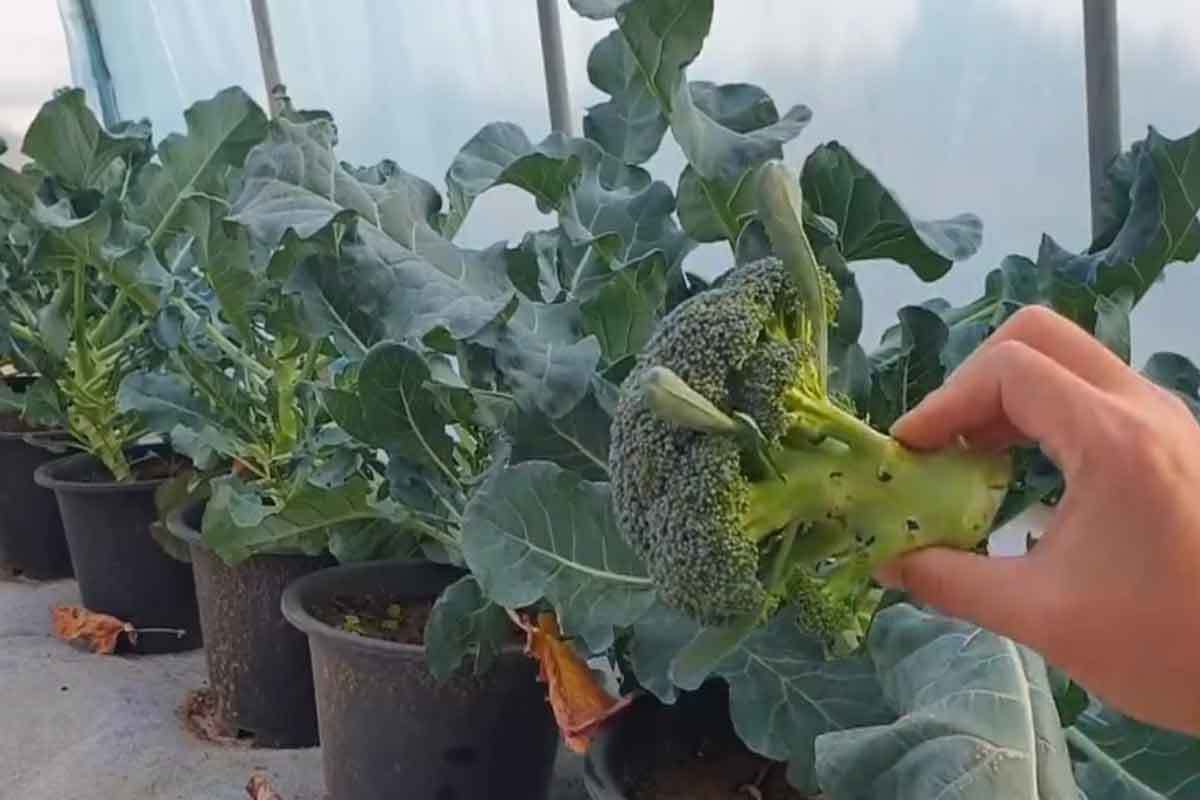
[609, 162, 1011, 653]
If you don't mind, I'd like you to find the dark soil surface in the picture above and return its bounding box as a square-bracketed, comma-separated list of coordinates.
[76, 453, 189, 483]
[312, 594, 434, 645]
[630, 725, 811, 800]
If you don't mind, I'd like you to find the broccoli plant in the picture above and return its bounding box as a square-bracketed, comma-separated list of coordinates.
[448, 0, 1200, 795]
[609, 162, 1012, 650]
[0, 91, 161, 476]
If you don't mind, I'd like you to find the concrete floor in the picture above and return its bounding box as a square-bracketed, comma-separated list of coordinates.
[0, 576, 586, 800]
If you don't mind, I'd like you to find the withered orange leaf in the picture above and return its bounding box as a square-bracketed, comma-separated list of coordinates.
[515, 611, 636, 753]
[51, 605, 135, 654]
[181, 688, 245, 746]
[246, 773, 284, 800]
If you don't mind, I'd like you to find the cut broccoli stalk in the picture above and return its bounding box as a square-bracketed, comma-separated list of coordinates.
[607, 160, 1013, 655]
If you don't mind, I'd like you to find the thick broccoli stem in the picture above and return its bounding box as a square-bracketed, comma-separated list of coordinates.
[742, 408, 1011, 569]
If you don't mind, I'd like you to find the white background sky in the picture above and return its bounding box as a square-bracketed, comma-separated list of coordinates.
[0, 3, 69, 165]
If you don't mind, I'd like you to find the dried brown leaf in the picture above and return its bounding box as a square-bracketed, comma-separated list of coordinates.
[181, 688, 246, 746]
[515, 611, 636, 753]
[246, 773, 284, 800]
[51, 605, 135, 654]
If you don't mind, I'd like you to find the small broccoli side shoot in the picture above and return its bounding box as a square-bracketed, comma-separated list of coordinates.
[609, 162, 1011, 654]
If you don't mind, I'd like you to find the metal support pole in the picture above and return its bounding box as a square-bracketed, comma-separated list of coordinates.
[1082, 0, 1121, 238]
[58, 0, 121, 127]
[536, 0, 574, 136]
[249, 0, 285, 117]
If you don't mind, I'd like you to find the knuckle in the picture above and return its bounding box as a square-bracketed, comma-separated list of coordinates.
[989, 339, 1036, 372]
[1004, 304, 1058, 339]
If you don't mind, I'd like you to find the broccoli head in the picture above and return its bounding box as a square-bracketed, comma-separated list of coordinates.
[609, 162, 1011, 652]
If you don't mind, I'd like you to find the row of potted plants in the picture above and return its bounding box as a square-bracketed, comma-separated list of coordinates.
[3, 1, 1200, 798]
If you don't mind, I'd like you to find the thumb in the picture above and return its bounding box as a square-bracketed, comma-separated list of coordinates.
[874, 547, 1050, 650]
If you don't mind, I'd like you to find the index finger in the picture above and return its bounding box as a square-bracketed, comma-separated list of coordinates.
[891, 339, 1100, 474]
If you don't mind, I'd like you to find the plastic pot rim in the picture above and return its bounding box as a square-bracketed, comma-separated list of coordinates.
[281, 559, 527, 660]
[32, 446, 175, 494]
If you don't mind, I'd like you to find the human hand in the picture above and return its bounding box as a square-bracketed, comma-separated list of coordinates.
[874, 305, 1200, 735]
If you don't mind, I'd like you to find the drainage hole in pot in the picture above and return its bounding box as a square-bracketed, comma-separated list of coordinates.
[442, 746, 477, 766]
[312, 594, 434, 645]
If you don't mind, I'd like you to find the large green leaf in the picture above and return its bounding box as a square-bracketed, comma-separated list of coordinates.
[232, 117, 492, 286]
[21, 89, 150, 191]
[117, 370, 241, 466]
[801, 142, 983, 281]
[504, 389, 611, 481]
[130, 87, 267, 250]
[625, 598, 889, 792]
[1144, 351, 1200, 421]
[568, 0, 625, 18]
[322, 342, 456, 476]
[675, 82, 808, 242]
[476, 299, 603, 419]
[1069, 704, 1200, 799]
[424, 574, 514, 681]
[32, 199, 169, 313]
[1038, 126, 1200, 329]
[232, 119, 598, 417]
[867, 305, 950, 428]
[814, 604, 1077, 800]
[460, 460, 655, 651]
[582, 31, 669, 165]
[580, 250, 670, 366]
[202, 474, 393, 563]
[178, 197, 262, 339]
[610, 0, 810, 243]
[442, 122, 583, 238]
[722, 613, 890, 793]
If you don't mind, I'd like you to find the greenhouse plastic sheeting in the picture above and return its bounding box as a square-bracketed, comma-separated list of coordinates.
[64, 1, 1200, 363]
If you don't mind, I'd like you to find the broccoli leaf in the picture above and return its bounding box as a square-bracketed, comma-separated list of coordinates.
[568, 0, 626, 19]
[722, 610, 889, 793]
[582, 31, 669, 165]
[580, 250, 671, 366]
[801, 142, 982, 282]
[1037, 126, 1200, 331]
[608, 0, 810, 244]
[117, 370, 242, 465]
[21, 88, 150, 192]
[868, 305, 950, 427]
[202, 474, 404, 563]
[129, 87, 267, 251]
[424, 574, 513, 681]
[504, 389, 611, 481]
[625, 599, 888, 792]
[1143, 351, 1200, 421]
[815, 604, 1078, 800]
[1069, 703, 1200, 799]
[442, 122, 583, 238]
[461, 461, 655, 651]
[1094, 286, 1135, 363]
[322, 342, 457, 476]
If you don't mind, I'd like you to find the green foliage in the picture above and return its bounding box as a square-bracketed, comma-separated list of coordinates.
[3, 0, 1199, 794]
[814, 604, 1079, 799]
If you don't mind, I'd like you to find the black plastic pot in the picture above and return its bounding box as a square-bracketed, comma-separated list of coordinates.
[168, 498, 334, 747]
[584, 683, 772, 800]
[0, 420, 72, 580]
[34, 446, 202, 654]
[282, 560, 560, 800]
